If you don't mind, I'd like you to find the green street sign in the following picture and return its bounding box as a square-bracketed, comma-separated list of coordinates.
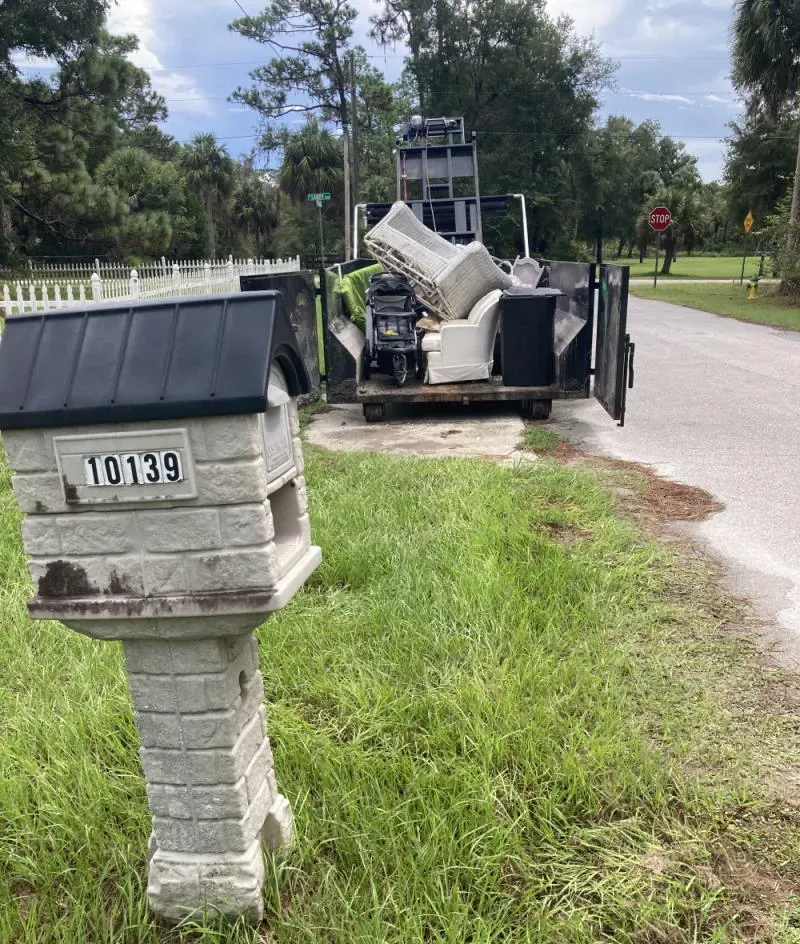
[307, 192, 331, 201]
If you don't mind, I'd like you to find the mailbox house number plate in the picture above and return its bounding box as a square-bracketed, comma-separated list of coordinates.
[85, 450, 183, 487]
[54, 429, 197, 505]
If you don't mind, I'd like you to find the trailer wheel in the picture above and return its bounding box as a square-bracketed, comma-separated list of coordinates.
[363, 403, 385, 423]
[521, 399, 552, 420]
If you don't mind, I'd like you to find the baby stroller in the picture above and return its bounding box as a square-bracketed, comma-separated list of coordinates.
[363, 272, 421, 387]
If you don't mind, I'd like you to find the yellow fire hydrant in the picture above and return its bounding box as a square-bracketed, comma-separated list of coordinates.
[747, 275, 760, 300]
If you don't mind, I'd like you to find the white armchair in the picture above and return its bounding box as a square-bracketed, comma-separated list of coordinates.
[421, 290, 503, 384]
[364, 202, 512, 321]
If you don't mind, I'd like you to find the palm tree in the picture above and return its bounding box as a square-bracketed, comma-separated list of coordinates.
[181, 133, 235, 258]
[655, 180, 708, 274]
[233, 172, 278, 255]
[732, 1, 800, 275]
[277, 119, 343, 203]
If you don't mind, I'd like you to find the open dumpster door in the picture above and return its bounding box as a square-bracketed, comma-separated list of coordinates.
[595, 264, 635, 426]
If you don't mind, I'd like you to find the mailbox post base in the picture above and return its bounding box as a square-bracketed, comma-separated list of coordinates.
[147, 839, 266, 924]
[147, 795, 295, 924]
[120, 631, 294, 925]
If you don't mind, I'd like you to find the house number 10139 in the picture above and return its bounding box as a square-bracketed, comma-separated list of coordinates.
[84, 450, 184, 487]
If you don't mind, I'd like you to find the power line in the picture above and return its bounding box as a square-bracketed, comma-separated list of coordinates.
[162, 89, 734, 104]
[474, 130, 730, 140]
[163, 130, 731, 146]
[148, 52, 729, 71]
[15, 53, 732, 74]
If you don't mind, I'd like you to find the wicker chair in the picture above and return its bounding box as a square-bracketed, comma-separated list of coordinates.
[364, 202, 513, 321]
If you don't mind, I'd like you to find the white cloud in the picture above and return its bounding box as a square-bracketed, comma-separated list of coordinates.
[626, 91, 696, 104]
[351, 0, 382, 19]
[705, 93, 737, 109]
[11, 53, 57, 71]
[687, 139, 726, 150]
[626, 15, 703, 46]
[107, 0, 214, 116]
[545, 0, 627, 32]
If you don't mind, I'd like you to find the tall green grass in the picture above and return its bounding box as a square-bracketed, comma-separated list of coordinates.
[1, 444, 799, 942]
[625, 256, 768, 281]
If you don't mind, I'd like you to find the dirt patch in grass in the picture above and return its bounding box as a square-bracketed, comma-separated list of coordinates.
[634, 844, 799, 944]
[713, 849, 800, 941]
[539, 521, 592, 545]
[532, 432, 725, 527]
[608, 462, 724, 524]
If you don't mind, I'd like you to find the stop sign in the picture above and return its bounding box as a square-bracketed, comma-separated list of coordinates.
[649, 207, 672, 232]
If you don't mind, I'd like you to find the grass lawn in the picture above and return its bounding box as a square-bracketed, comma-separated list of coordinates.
[632, 282, 800, 331]
[622, 256, 768, 281]
[3, 437, 800, 942]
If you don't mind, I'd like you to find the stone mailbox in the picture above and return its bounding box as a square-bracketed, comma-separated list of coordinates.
[0, 291, 321, 924]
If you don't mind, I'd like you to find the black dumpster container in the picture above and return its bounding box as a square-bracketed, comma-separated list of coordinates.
[499, 287, 561, 387]
[240, 271, 320, 396]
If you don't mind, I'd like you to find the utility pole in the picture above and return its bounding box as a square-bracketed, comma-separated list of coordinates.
[343, 133, 351, 261]
[350, 51, 359, 211]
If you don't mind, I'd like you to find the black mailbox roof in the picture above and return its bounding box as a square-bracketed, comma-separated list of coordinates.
[0, 291, 310, 430]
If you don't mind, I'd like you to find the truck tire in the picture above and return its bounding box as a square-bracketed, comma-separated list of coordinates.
[521, 399, 551, 420]
[363, 403, 385, 423]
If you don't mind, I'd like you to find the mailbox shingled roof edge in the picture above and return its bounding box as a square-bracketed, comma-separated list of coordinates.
[0, 292, 311, 430]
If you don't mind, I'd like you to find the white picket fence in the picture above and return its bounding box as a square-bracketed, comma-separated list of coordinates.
[1, 255, 301, 317]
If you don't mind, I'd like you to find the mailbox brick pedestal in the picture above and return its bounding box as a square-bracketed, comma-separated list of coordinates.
[125, 633, 293, 922]
[0, 291, 321, 926]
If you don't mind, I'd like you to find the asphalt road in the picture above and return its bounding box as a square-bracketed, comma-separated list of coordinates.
[551, 296, 800, 665]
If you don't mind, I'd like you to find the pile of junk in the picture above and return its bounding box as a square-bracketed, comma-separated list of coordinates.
[243, 116, 635, 426]
[358, 200, 565, 390]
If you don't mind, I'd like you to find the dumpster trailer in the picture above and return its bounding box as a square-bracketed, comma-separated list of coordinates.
[318, 258, 635, 426]
[243, 114, 635, 427]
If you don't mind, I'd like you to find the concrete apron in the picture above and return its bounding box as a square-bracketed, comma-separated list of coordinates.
[307, 403, 533, 464]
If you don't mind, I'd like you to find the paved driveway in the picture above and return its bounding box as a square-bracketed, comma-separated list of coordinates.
[551, 296, 800, 662]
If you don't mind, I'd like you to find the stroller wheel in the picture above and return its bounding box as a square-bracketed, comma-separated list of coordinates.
[393, 353, 408, 387]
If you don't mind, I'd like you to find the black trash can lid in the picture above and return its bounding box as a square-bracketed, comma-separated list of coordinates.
[503, 286, 564, 297]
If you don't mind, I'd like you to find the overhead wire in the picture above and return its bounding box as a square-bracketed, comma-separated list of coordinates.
[14, 53, 734, 74]
[10, 13, 744, 150]
[13, 84, 757, 150]
[159, 88, 736, 104]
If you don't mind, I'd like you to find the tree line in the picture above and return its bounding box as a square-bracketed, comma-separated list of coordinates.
[0, 0, 793, 272]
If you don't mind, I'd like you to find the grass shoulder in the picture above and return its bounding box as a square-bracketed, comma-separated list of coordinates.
[298, 396, 332, 432]
[624, 255, 768, 281]
[520, 425, 561, 454]
[632, 282, 800, 331]
[2, 436, 800, 941]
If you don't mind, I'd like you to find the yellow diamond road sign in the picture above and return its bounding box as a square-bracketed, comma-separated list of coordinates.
[744, 211, 754, 233]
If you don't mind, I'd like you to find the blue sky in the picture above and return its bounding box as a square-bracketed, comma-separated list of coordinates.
[20, 0, 738, 181]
